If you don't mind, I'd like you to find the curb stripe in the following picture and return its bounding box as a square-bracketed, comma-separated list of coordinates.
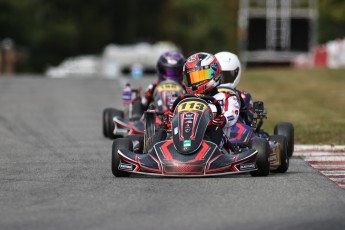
[295, 145, 345, 189]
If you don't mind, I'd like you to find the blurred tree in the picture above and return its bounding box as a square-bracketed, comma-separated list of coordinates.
[0, 0, 165, 72]
[158, 0, 238, 56]
[318, 0, 345, 43]
[1, 0, 343, 73]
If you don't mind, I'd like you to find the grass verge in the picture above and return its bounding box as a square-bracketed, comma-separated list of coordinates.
[238, 68, 345, 145]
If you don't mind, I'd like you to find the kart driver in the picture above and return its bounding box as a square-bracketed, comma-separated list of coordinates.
[181, 52, 240, 148]
[142, 51, 186, 109]
[215, 51, 254, 126]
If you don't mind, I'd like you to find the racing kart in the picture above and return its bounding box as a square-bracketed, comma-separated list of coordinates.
[103, 80, 184, 139]
[103, 87, 144, 139]
[252, 100, 294, 158]
[229, 100, 294, 174]
[111, 94, 270, 177]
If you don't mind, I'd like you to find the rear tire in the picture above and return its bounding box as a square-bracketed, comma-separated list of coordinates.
[112, 138, 132, 177]
[104, 108, 124, 139]
[270, 135, 289, 173]
[103, 108, 111, 137]
[250, 138, 270, 177]
[274, 122, 294, 157]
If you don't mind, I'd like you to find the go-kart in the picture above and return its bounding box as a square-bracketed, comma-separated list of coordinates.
[229, 100, 294, 174]
[103, 80, 184, 139]
[103, 87, 144, 139]
[111, 94, 270, 177]
[252, 101, 294, 158]
[217, 87, 294, 159]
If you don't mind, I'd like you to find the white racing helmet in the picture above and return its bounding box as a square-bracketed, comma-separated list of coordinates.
[215, 51, 241, 89]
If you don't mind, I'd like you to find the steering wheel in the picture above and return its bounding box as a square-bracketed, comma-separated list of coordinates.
[170, 94, 222, 117]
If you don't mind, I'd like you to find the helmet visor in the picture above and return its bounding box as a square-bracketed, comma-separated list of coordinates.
[222, 68, 239, 84]
[185, 69, 212, 85]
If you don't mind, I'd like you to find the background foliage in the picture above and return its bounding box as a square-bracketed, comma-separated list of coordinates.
[0, 0, 344, 72]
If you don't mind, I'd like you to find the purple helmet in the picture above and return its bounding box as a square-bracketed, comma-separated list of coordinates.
[157, 51, 185, 82]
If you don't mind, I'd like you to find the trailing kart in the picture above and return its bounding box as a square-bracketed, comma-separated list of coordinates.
[103, 88, 143, 139]
[103, 80, 184, 139]
[229, 100, 294, 174]
[230, 121, 289, 174]
[251, 100, 294, 156]
[111, 94, 270, 177]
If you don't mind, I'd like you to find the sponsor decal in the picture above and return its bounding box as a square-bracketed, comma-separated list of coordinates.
[187, 56, 196, 63]
[119, 163, 134, 171]
[183, 140, 192, 147]
[239, 163, 256, 170]
[227, 115, 235, 121]
[184, 113, 194, 118]
[174, 127, 178, 135]
[185, 128, 191, 133]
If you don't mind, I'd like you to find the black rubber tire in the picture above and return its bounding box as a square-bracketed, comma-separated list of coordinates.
[274, 122, 294, 158]
[103, 108, 111, 137]
[250, 138, 270, 177]
[106, 108, 124, 139]
[131, 99, 144, 120]
[270, 135, 289, 173]
[127, 134, 144, 153]
[111, 138, 133, 177]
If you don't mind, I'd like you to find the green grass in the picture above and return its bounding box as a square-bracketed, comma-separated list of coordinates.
[238, 68, 345, 145]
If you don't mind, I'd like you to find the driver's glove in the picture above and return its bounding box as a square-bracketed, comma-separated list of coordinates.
[163, 110, 174, 122]
[212, 114, 226, 128]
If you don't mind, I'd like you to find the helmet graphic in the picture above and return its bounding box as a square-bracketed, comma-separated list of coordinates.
[183, 52, 222, 94]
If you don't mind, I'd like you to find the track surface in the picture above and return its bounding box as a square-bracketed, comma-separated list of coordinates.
[1, 76, 345, 230]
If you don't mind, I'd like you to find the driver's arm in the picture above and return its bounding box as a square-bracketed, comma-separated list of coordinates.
[220, 94, 240, 128]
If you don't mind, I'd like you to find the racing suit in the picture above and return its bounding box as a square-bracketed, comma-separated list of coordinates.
[206, 88, 240, 149]
[217, 84, 254, 126]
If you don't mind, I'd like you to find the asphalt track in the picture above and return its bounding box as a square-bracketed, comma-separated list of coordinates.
[1, 75, 345, 230]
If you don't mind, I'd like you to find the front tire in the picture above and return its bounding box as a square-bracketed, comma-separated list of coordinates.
[250, 138, 270, 177]
[270, 135, 289, 173]
[112, 138, 132, 177]
[274, 122, 294, 157]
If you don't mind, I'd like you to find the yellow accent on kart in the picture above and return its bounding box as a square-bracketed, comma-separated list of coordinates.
[156, 83, 183, 92]
[177, 100, 208, 112]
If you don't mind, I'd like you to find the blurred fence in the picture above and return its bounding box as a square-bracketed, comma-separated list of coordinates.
[293, 38, 345, 68]
[45, 41, 180, 78]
